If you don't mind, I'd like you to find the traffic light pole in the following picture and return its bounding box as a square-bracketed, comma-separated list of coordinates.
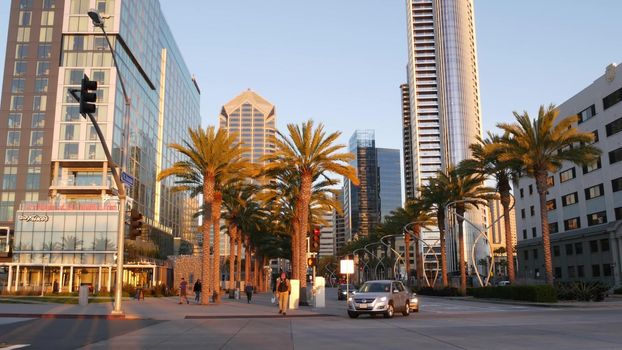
[69, 89, 126, 315]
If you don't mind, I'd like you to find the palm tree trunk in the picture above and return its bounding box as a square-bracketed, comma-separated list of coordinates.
[298, 173, 313, 289]
[245, 239, 251, 284]
[228, 226, 235, 290]
[404, 233, 410, 283]
[254, 251, 260, 289]
[457, 211, 467, 296]
[291, 220, 299, 281]
[212, 192, 222, 299]
[535, 172, 554, 285]
[414, 225, 424, 286]
[499, 185, 516, 284]
[438, 211, 448, 287]
[236, 234, 242, 288]
[201, 176, 215, 305]
[261, 256, 268, 292]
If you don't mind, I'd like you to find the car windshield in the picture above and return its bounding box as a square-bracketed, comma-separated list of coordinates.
[340, 284, 355, 290]
[358, 282, 390, 293]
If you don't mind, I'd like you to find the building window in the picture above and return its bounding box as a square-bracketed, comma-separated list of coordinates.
[531, 227, 536, 238]
[60, 143, 79, 159]
[547, 176, 555, 187]
[564, 217, 580, 231]
[561, 192, 579, 206]
[19, 0, 33, 9]
[591, 130, 599, 143]
[613, 177, 622, 192]
[28, 149, 42, 164]
[32, 113, 45, 128]
[43, 0, 55, 9]
[7, 131, 21, 147]
[530, 206, 535, 216]
[553, 245, 560, 257]
[606, 116, 622, 137]
[590, 240, 599, 253]
[521, 208, 525, 218]
[70, 0, 90, 14]
[2, 168, 17, 190]
[519, 188, 524, 198]
[546, 199, 557, 210]
[603, 87, 622, 110]
[10, 96, 24, 110]
[41, 11, 55, 26]
[549, 222, 559, 234]
[30, 131, 44, 146]
[529, 184, 533, 195]
[578, 104, 596, 123]
[15, 44, 28, 59]
[554, 267, 562, 279]
[533, 249, 538, 259]
[559, 168, 576, 183]
[36, 61, 50, 76]
[523, 250, 528, 261]
[574, 242, 583, 255]
[16, 27, 30, 42]
[587, 211, 607, 226]
[19, 11, 32, 26]
[33, 96, 46, 111]
[584, 184, 604, 200]
[522, 229, 527, 240]
[600, 239, 610, 252]
[583, 158, 602, 174]
[603, 264, 612, 277]
[39, 27, 53, 42]
[577, 265, 585, 278]
[568, 266, 575, 278]
[14, 61, 27, 75]
[609, 147, 622, 164]
[592, 265, 601, 277]
[26, 168, 40, 190]
[11, 78, 25, 93]
[35, 78, 48, 93]
[8, 113, 22, 128]
[37, 44, 51, 58]
[4, 150, 19, 165]
[616, 207, 622, 220]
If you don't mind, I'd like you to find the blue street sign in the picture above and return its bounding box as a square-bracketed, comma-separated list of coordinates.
[121, 171, 134, 187]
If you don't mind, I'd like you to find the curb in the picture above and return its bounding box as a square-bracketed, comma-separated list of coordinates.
[434, 296, 609, 308]
[0, 313, 145, 320]
[185, 314, 336, 319]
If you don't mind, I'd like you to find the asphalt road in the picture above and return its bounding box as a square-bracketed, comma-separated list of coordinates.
[0, 289, 621, 349]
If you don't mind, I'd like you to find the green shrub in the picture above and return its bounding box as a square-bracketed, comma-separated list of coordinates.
[555, 281, 609, 302]
[614, 287, 622, 295]
[470, 285, 557, 303]
[417, 287, 461, 297]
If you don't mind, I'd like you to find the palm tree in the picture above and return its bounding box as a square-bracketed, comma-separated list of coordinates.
[157, 126, 249, 305]
[459, 132, 520, 284]
[492, 105, 600, 285]
[262, 120, 358, 289]
[420, 173, 452, 287]
[403, 199, 435, 286]
[445, 167, 495, 295]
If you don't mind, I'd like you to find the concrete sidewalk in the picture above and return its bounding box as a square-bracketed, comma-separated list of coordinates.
[0, 292, 337, 320]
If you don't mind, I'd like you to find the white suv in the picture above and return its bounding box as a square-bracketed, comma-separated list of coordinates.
[347, 280, 419, 318]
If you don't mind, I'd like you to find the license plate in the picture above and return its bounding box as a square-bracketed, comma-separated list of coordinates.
[358, 303, 368, 309]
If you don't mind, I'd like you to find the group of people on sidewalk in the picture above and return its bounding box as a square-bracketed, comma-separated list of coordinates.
[176, 271, 292, 316]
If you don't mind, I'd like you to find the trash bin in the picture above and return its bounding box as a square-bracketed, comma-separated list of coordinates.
[79, 285, 89, 306]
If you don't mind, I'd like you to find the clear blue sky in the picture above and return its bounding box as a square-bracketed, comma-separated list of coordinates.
[1, 1, 621, 151]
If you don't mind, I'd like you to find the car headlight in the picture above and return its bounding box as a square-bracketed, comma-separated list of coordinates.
[379, 296, 387, 302]
[348, 297, 352, 301]
[412, 297, 418, 303]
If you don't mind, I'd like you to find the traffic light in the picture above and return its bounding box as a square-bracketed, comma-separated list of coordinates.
[129, 208, 144, 239]
[307, 257, 316, 267]
[79, 74, 97, 116]
[310, 227, 320, 253]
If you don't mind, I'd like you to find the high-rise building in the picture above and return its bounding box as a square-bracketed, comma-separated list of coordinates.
[218, 90, 276, 165]
[0, 0, 200, 292]
[334, 190, 346, 253]
[487, 198, 517, 277]
[377, 148, 402, 221]
[516, 63, 622, 286]
[404, 0, 484, 274]
[343, 130, 380, 240]
[400, 83, 415, 201]
[319, 210, 335, 258]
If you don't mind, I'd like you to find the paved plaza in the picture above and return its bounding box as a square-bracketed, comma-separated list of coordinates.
[1, 289, 622, 349]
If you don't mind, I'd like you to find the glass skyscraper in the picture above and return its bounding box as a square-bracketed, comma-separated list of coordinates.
[0, 0, 200, 292]
[377, 148, 402, 221]
[403, 0, 485, 274]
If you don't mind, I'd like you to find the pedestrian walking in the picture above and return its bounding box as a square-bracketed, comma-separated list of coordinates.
[193, 279, 202, 304]
[245, 283, 253, 303]
[275, 272, 291, 316]
[179, 277, 189, 304]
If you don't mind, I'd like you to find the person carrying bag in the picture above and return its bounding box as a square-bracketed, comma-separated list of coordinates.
[275, 272, 291, 316]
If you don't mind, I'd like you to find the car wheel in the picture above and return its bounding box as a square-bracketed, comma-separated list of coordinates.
[347, 311, 359, 319]
[384, 303, 394, 318]
[402, 302, 410, 316]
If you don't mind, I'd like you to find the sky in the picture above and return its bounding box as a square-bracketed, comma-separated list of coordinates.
[1, 0, 622, 152]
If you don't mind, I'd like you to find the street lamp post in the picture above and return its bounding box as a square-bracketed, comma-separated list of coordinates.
[87, 9, 132, 315]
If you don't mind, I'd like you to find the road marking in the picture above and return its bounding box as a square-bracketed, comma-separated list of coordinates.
[1, 345, 30, 349]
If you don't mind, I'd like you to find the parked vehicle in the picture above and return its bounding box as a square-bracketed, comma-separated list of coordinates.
[347, 280, 419, 318]
[338, 284, 357, 300]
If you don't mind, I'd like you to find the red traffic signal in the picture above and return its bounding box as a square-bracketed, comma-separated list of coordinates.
[311, 227, 321, 252]
[129, 208, 144, 239]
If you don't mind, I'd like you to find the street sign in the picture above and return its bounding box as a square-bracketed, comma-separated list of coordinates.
[340, 259, 354, 274]
[121, 171, 134, 187]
